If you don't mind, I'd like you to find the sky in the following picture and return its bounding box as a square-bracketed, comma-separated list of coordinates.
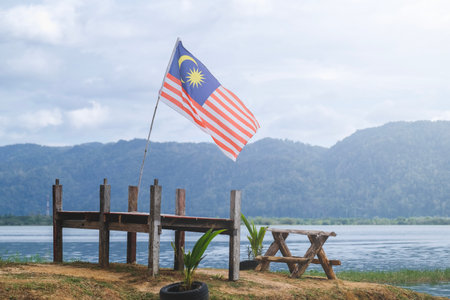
[1, 0, 450, 148]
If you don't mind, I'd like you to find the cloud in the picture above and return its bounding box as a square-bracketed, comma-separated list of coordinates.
[6, 48, 61, 77]
[67, 101, 109, 129]
[0, 1, 79, 45]
[231, 0, 273, 16]
[376, 1, 450, 30]
[18, 108, 63, 130]
[243, 59, 353, 84]
[259, 104, 361, 147]
[431, 111, 450, 121]
[2, 0, 450, 148]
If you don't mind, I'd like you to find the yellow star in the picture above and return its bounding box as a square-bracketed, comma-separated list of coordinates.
[186, 68, 205, 88]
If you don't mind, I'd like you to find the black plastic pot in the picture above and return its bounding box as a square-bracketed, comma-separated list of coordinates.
[240, 259, 259, 270]
[160, 281, 209, 300]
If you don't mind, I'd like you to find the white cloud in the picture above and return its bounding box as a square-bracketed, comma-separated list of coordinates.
[243, 59, 354, 84]
[0, 1, 80, 45]
[431, 111, 450, 121]
[2, 5, 61, 43]
[231, 0, 273, 16]
[67, 101, 109, 129]
[376, 1, 450, 30]
[6, 48, 61, 77]
[259, 104, 362, 147]
[18, 109, 63, 130]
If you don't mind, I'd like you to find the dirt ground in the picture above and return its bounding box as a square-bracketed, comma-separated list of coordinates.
[0, 262, 445, 299]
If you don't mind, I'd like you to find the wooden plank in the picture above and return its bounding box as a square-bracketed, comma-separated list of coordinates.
[161, 214, 231, 222]
[174, 189, 185, 271]
[256, 256, 308, 264]
[229, 190, 241, 281]
[107, 212, 148, 224]
[109, 223, 149, 233]
[58, 211, 100, 224]
[255, 256, 340, 266]
[99, 178, 111, 268]
[315, 258, 340, 266]
[59, 212, 232, 234]
[127, 186, 138, 264]
[52, 179, 63, 263]
[161, 215, 232, 233]
[61, 220, 100, 229]
[273, 232, 295, 273]
[149, 179, 161, 277]
[108, 212, 149, 216]
[267, 228, 336, 237]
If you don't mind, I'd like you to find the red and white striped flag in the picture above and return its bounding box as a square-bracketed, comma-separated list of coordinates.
[159, 40, 260, 161]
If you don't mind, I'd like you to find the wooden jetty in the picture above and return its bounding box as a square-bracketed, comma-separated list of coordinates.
[52, 178, 241, 281]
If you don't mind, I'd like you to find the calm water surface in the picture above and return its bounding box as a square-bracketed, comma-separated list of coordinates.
[0, 225, 449, 297]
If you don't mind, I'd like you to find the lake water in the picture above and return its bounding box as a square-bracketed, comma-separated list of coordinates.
[0, 225, 449, 297]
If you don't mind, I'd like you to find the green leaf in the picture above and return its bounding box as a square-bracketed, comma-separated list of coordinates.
[182, 228, 225, 289]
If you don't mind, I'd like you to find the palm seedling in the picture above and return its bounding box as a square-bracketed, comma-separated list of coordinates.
[241, 213, 267, 259]
[181, 228, 225, 290]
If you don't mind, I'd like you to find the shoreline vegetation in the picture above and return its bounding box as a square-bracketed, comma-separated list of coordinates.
[1, 215, 450, 226]
[251, 216, 450, 225]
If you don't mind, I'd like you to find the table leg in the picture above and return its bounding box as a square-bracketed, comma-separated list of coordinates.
[316, 247, 337, 279]
[273, 232, 295, 273]
[290, 235, 328, 278]
[255, 232, 288, 271]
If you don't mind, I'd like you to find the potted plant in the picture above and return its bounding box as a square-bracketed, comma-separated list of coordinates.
[240, 213, 267, 270]
[160, 228, 225, 300]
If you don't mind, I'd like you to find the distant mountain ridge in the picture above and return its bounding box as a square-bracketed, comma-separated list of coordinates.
[0, 121, 449, 218]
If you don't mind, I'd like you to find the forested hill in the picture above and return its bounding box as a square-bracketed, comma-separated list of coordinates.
[1, 121, 449, 218]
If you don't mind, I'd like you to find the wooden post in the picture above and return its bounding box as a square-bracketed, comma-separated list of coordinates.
[99, 178, 111, 268]
[229, 190, 241, 281]
[149, 179, 162, 276]
[127, 186, 138, 264]
[174, 188, 185, 271]
[52, 179, 63, 263]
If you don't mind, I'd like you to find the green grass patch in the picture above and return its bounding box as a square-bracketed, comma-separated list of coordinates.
[0, 253, 48, 265]
[337, 269, 450, 284]
[276, 268, 450, 284]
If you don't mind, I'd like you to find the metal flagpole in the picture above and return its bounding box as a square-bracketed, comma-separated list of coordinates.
[136, 37, 181, 199]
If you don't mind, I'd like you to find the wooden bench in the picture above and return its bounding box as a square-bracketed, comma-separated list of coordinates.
[255, 228, 340, 279]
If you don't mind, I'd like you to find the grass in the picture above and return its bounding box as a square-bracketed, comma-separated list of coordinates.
[0, 264, 158, 300]
[0, 252, 48, 265]
[337, 269, 450, 285]
[286, 269, 450, 285]
[2, 252, 449, 286]
[0, 261, 446, 300]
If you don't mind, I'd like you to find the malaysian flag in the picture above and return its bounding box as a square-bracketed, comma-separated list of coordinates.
[159, 40, 260, 161]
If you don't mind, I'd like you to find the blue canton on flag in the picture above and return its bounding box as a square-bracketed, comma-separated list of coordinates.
[159, 40, 260, 161]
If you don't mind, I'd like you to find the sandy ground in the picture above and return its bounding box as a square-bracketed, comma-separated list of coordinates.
[0, 263, 445, 299]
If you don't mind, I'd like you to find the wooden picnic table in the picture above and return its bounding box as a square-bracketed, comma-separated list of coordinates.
[255, 228, 340, 279]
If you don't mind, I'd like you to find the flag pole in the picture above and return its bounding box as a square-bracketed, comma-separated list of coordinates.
[136, 37, 181, 199]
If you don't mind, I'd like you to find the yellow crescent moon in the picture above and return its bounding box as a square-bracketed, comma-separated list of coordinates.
[178, 55, 198, 68]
